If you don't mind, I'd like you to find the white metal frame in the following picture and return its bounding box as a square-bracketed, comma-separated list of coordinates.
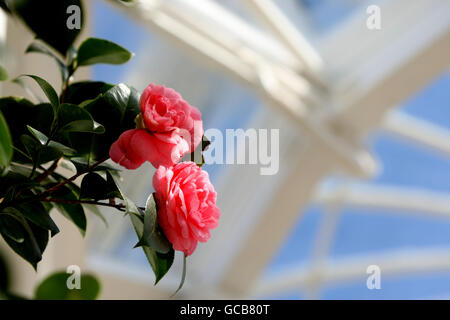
[88, 0, 450, 299]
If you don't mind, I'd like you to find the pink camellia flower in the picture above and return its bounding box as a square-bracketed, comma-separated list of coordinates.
[153, 162, 220, 256]
[110, 84, 203, 169]
[140, 84, 203, 152]
[109, 129, 189, 169]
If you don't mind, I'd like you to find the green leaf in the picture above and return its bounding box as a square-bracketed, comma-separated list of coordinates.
[20, 135, 63, 166]
[54, 186, 86, 236]
[7, 0, 83, 56]
[0, 213, 25, 243]
[19, 75, 59, 113]
[77, 38, 133, 66]
[27, 126, 76, 155]
[15, 203, 59, 237]
[111, 175, 174, 284]
[35, 272, 100, 300]
[0, 99, 54, 152]
[80, 171, 122, 201]
[189, 135, 211, 167]
[60, 158, 77, 173]
[134, 193, 171, 254]
[0, 171, 31, 199]
[26, 41, 69, 83]
[0, 110, 13, 169]
[60, 119, 104, 134]
[57, 103, 104, 134]
[0, 65, 8, 81]
[130, 214, 175, 284]
[70, 157, 119, 174]
[0, 210, 49, 269]
[202, 135, 211, 151]
[80, 172, 108, 200]
[64, 81, 114, 105]
[81, 84, 140, 160]
[26, 125, 48, 144]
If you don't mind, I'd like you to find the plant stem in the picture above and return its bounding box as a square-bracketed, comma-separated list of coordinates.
[41, 198, 127, 212]
[35, 157, 61, 183]
[18, 157, 109, 206]
[60, 64, 75, 104]
[41, 198, 146, 213]
[40, 157, 108, 197]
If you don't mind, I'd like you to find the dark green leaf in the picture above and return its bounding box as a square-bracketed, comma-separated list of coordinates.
[19, 75, 59, 113]
[0, 213, 25, 243]
[60, 119, 104, 134]
[111, 174, 174, 283]
[0, 98, 53, 144]
[27, 126, 76, 155]
[202, 135, 211, 151]
[0, 171, 31, 199]
[134, 193, 170, 254]
[130, 214, 174, 284]
[79, 171, 121, 201]
[81, 84, 140, 159]
[7, 0, 83, 56]
[27, 125, 48, 144]
[54, 186, 86, 236]
[35, 271, 100, 300]
[64, 81, 114, 105]
[80, 172, 108, 200]
[57, 103, 104, 134]
[15, 203, 59, 237]
[0, 110, 13, 168]
[70, 157, 119, 174]
[105, 170, 122, 199]
[0, 209, 49, 269]
[77, 38, 133, 66]
[21, 135, 63, 165]
[60, 158, 77, 173]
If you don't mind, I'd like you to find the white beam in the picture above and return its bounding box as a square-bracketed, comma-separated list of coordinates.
[241, 0, 326, 86]
[314, 184, 450, 219]
[254, 248, 450, 297]
[326, 0, 450, 137]
[382, 110, 450, 158]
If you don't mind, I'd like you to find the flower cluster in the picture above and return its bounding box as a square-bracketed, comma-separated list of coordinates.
[110, 84, 220, 257]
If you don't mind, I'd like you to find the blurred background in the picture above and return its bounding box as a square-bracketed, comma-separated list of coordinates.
[1, 0, 450, 299]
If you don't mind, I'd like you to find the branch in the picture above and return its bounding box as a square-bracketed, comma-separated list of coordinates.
[35, 157, 62, 183]
[40, 157, 108, 198]
[41, 198, 127, 212]
[41, 198, 146, 213]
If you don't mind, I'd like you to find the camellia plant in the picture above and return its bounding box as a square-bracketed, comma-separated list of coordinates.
[0, 0, 220, 295]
